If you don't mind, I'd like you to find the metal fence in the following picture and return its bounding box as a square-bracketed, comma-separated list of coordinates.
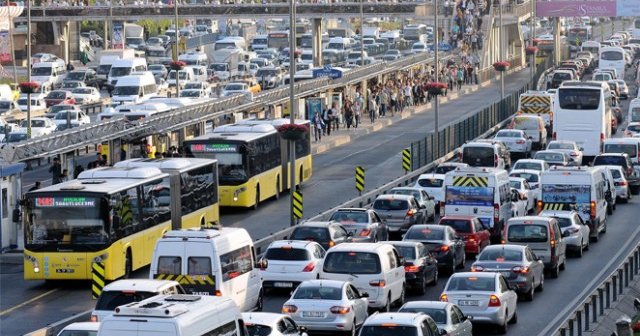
[409, 83, 530, 170]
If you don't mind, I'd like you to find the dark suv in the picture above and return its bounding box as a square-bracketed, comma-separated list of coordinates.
[593, 153, 640, 194]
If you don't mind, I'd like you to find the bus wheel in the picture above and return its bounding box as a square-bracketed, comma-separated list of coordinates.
[124, 249, 132, 279]
[253, 187, 260, 210]
[274, 178, 280, 200]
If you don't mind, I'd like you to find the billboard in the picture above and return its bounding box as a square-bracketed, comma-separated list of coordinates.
[617, 0, 640, 17]
[536, 1, 616, 17]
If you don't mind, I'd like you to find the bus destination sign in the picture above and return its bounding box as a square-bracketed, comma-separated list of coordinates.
[36, 197, 96, 207]
[190, 143, 238, 153]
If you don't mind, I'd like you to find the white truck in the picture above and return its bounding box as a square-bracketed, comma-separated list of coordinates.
[204, 46, 243, 81]
[95, 49, 137, 89]
[124, 23, 145, 50]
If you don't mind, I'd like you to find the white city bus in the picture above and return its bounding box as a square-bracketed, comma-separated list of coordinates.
[553, 81, 613, 162]
[599, 46, 626, 79]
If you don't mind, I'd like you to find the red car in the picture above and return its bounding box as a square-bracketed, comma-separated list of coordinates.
[44, 90, 76, 107]
[438, 215, 491, 255]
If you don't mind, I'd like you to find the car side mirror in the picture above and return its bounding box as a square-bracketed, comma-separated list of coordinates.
[360, 292, 370, 298]
[255, 259, 268, 269]
[562, 230, 570, 238]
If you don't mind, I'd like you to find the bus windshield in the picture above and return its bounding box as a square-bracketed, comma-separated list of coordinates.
[601, 51, 623, 61]
[26, 196, 108, 250]
[186, 143, 248, 185]
[558, 88, 600, 110]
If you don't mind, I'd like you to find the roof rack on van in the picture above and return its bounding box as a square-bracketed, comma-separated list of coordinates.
[201, 222, 222, 230]
[114, 295, 200, 317]
[162, 228, 222, 239]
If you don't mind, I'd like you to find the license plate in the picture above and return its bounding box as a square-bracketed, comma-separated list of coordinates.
[458, 300, 479, 306]
[302, 311, 325, 318]
[274, 282, 293, 288]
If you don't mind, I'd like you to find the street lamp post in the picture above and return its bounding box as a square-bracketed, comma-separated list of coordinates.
[174, 0, 180, 97]
[26, 0, 32, 139]
[288, 0, 297, 227]
[434, 0, 439, 145]
[530, 0, 535, 82]
[499, 0, 504, 99]
[360, 0, 364, 66]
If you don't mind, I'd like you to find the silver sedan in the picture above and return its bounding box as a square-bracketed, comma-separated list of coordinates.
[494, 129, 532, 158]
[282, 280, 369, 336]
[539, 210, 591, 257]
[399, 301, 473, 336]
[546, 140, 584, 166]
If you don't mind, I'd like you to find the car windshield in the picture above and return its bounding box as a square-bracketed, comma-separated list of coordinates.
[507, 224, 548, 242]
[548, 142, 574, 150]
[593, 156, 626, 166]
[417, 177, 443, 188]
[245, 324, 272, 336]
[95, 290, 157, 311]
[399, 308, 447, 324]
[497, 131, 522, 138]
[479, 248, 523, 261]
[323, 251, 381, 274]
[149, 65, 164, 71]
[256, 69, 278, 77]
[604, 144, 637, 158]
[72, 88, 93, 94]
[21, 119, 46, 128]
[359, 326, 418, 336]
[389, 189, 420, 200]
[0, 101, 12, 110]
[393, 246, 416, 259]
[55, 112, 78, 120]
[440, 219, 472, 233]
[113, 86, 140, 96]
[264, 247, 310, 261]
[513, 162, 541, 171]
[168, 71, 188, 80]
[405, 227, 444, 241]
[225, 84, 245, 91]
[110, 67, 131, 77]
[293, 286, 342, 300]
[179, 90, 201, 97]
[291, 227, 329, 241]
[7, 133, 27, 142]
[47, 92, 66, 99]
[31, 67, 52, 76]
[209, 64, 227, 71]
[510, 172, 539, 183]
[329, 211, 368, 224]
[184, 83, 201, 89]
[446, 276, 495, 291]
[373, 199, 409, 211]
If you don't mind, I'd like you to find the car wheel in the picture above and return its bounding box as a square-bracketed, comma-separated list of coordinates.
[621, 196, 629, 204]
[549, 263, 559, 278]
[255, 289, 264, 311]
[590, 232, 600, 243]
[576, 243, 583, 258]
[498, 313, 509, 334]
[381, 294, 391, 312]
[430, 268, 439, 286]
[394, 287, 406, 308]
[584, 238, 590, 251]
[510, 310, 518, 324]
[536, 274, 545, 292]
[525, 282, 535, 301]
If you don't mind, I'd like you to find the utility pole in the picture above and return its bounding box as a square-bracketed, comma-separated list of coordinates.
[288, 0, 297, 227]
[434, 0, 439, 145]
[499, 0, 504, 99]
[174, 0, 180, 97]
[26, 0, 32, 139]
[360, 0, 364, 66]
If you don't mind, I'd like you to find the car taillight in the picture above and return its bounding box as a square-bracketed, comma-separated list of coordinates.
[282, 305, 298, 313]
[439, 294, 448, 302]
[536, 200, 543, 213]
[471, 265, 484, 272]
[570, 151, 579, 157]
[302, 262, 316, 272]
[359, 229, 371, 237]
[516, 140, 525, 144]
[406, 209, 416, 217]
[512, 266, 530, 274]
[369, 280, 386, 287]
[214, 290, 222, 296]
[615, 181, 628, 186]
[590, 201, 596, 219]
[330, 306, 351, 314]
[90, 315, 97, 322]
[404, 263, 421, 273]
[438, 245, 450, 252]
[488, 294, 501, 307]
[328, 241, 336, 248]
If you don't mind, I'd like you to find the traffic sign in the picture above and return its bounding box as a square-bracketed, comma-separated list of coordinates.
[292, 191, 303, 220]
[355, 166, 365, 192]
[402, 148, 412, 172]
[312, 65, 343, 79]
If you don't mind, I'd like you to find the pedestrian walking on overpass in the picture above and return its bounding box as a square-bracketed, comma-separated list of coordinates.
[344, 101, 354, 129]
[456, 67, 464, 91]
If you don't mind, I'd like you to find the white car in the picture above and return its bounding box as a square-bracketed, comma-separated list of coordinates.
[399, 301, 474, 336]
[603, 165, 631, 202]
[18, 117, 57, 137]
[0, 119, 18, 142]
[179, 89, 208, 99]
[221, 82, 251, 97]
[539, 210, 591, 258]
[388, 187, 437, 222]
[414, 173, 445, 214]
[31, 52, 65, 66]
[509, 177, 535, 212]
[183, 81, 212, 96]
[282, 280, 369, 336]
[55, 322, 100, 336]
[242, 312, 309, 336]
[624, 122, 640, 137]
[260, 240, 325, 291]
[71, 87, 101, 105]
[53, 110, 90, 128]
[509, 169, 542, 191]
[493, 129, 532, 157]
[440, 272, 518, 333]
[510, 188, 528, 217]
[511, 159, 550, 173]
[16, 96, 47, 114]
[546, 140, 584, 166]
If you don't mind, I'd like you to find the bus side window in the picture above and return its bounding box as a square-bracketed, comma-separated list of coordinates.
[111, 187, 141, 239]
[141, 177, 171, 228]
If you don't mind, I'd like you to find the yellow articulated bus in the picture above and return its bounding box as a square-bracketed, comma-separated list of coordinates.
[23, 158, 218, 281]
[184, 120, 312, 208]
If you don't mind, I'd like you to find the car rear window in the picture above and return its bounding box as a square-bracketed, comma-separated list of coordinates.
[604, 144, 638, 158]
[510, 172, 539, 183]
[405, 227, 444, 241]
[389, 189, 420, 200]
[610, 169, 622, 179]
[293, 286, 342, 300]
[507, 224, 548, 243]
[323, 252, 381, 274]
[446, 276, 495, 291]
[330, 211, 368, 223]
[417, 177, 443, 187]
[439, 219, 472, 233]
[593, 156, 626, 167]
[462, 146, 495, 166]
[548, 142, 574, 150]
[399, 308, 447, 324]
[359, 326, 418, 336]
[265, 247, 310, 261]
[535, 152, 564, 162]
[513, 162, 542, 171]
[393, 246, 416, 259]
[551, 217, 572, 228]
[373, 199, 409, 211]
[291, 227, 330, 242]
[479, 248, 522, 261]
[95, 290, 157, 310]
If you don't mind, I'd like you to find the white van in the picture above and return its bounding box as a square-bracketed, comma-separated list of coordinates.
[215, 37, 247, 51]
[31, 62, 66, 90]
[179, 51, 208, 67]
[460, 141, 509, 169]
[98, 294, 246, 336]
[167, 68, 195, 89]
[628, 98, 640, 123]
[111, 71, 158, 105]
[443, 167, 512, 242]
[187, 65, 208, 82]
[539, 166, 608, 241]
[114, 102, 171, 121]
[107, 58, 148, 90]
[150, 227, 264, 312]
[320, 242, 405, 312]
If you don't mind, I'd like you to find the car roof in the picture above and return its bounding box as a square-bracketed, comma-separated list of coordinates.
[508, 215, 555, 223]
[514, 159, 545, 164]
[60, 322, 100, 332]
[102, 279, 180, 292]
[363, 312, 429, 326]
[509, 177, 527, 182]
[297, 221, 334, 228]
[408, 224, 445, 231]
[482, 244, 526, 252]
[538, 210, 578, 218]
[417, 173, 446, 179]
[440, 215, 477, 221]
[375, 194, 413, 200]
[509, 169, 541, 175]
[242, 312, 288, 326]
[334, 208, 369, 213]
[268, 240, 317, 249]
[536, 150, 566, 155]
[450, 271, 496, 279]
[328, 242, 391, 252]
[401, 301, 450, 310]
[387, 241, 421, 248]
[297, 279, 346, 288]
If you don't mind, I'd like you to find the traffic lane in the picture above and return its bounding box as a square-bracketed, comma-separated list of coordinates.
[222, 70, 533, 238]
[0, 267, 149, 336]
[262, 196, 640, 336]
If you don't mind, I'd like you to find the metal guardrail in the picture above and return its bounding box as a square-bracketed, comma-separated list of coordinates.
[252, 81, 531, 256]
[543, 244, 640, 336]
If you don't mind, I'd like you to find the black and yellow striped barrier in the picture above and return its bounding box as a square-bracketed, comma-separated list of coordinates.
[519, 95, 551, 114]
[452, 176, 489, 187]
[355, 166, 365, 192]
[293, 191, 303, 220]
[542, 203, 570, 211]
[92, 262, 106, 300]
[402, 148, 411, 172]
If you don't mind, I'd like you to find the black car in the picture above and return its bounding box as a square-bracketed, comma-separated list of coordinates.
[64, 69, 99, 88]
[289, 221, 352, 250]
[402, 224, 466, 274]
[389, 241, 438, 295]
